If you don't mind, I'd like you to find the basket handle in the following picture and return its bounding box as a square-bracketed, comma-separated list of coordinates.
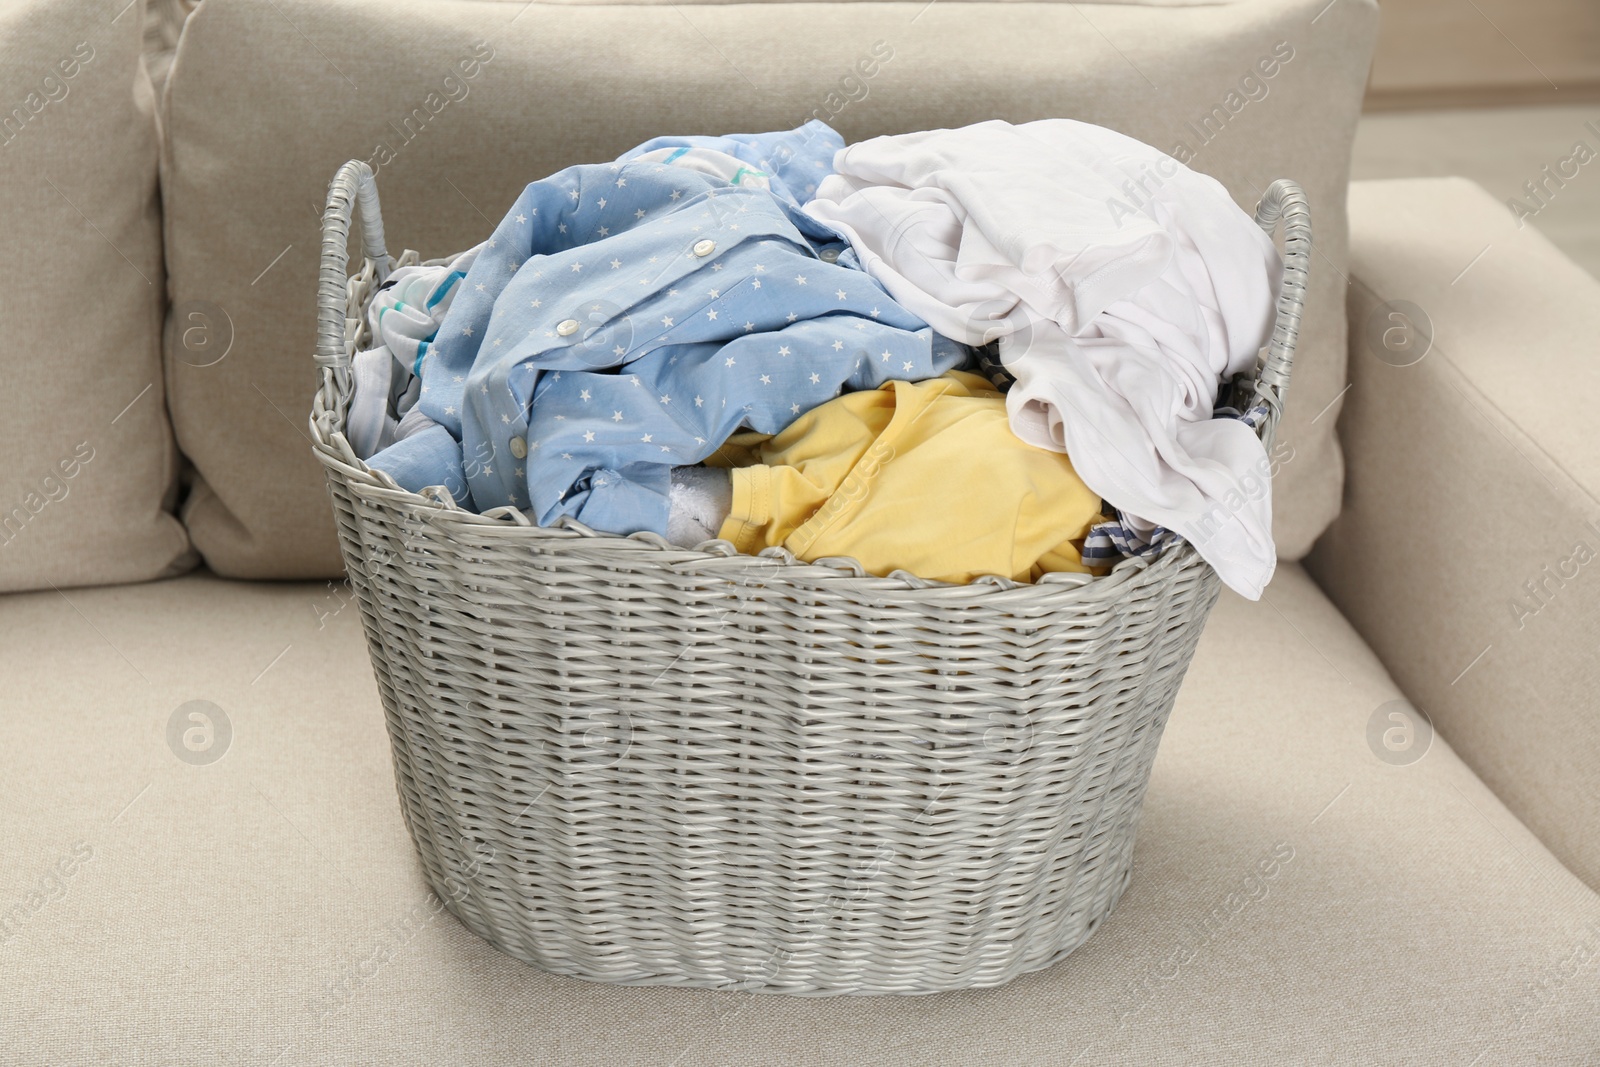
[315, 160, 390, 378]
[1246, 178, 1310, 448]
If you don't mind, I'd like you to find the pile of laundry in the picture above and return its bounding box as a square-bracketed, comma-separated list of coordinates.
[348, 119, 1283, 598]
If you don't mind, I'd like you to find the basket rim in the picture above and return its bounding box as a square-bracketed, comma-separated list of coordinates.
[311, 428, 1214, 606]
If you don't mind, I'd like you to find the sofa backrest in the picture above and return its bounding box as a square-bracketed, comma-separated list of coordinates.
[0, 0, 193, 593]
[160, 0, 1378, 580]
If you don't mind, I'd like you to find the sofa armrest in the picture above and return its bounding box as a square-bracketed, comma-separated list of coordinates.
[1308, 177, 1600, 888]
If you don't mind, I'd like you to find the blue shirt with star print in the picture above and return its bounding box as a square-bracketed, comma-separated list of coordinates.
[367, 123, 965, 536]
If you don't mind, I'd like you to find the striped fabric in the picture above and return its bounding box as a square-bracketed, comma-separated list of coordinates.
[1081, 397, 1272, 567]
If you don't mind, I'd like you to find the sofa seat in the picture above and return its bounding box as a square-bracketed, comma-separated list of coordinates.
[3, 565, 1596, 1065]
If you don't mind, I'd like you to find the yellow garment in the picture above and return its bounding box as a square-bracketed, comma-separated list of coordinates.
[709, 371, 1108, 584]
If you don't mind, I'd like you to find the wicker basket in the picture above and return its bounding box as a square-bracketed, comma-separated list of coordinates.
[309, 159, 1309, 997]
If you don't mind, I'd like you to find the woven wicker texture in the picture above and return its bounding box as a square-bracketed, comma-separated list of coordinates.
[309, 161, 1310, 996]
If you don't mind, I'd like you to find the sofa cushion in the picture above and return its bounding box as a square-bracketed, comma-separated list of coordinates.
[0, 0, 193, 592]
[161, 0, 1378, 578]
[3, 563, 1596, 1063]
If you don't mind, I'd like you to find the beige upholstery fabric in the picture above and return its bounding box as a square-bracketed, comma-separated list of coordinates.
[0, 0, 193, 593]
[161, 0, 1377, 578]
[1309, 178, 1600, 891]
[3, 564, 1597, 1063]
[142, 0, 200, 96]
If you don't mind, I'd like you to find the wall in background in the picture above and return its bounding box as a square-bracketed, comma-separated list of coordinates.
[1367, 0, 1600, 110]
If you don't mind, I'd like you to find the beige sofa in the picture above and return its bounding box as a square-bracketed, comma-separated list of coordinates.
[3, 0, 1598, 1063]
